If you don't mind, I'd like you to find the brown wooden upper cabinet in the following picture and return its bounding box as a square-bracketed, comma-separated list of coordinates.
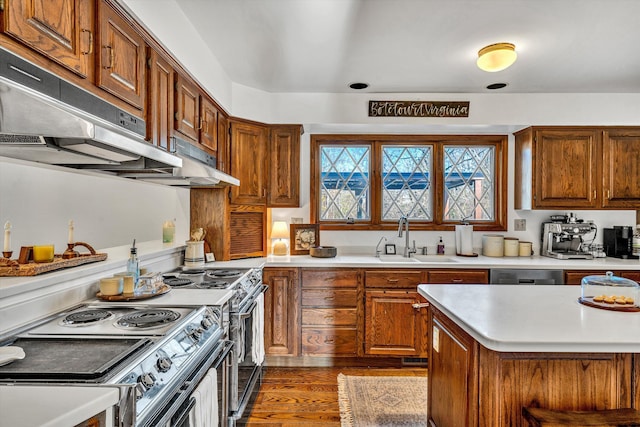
[97, 0, 146, 110]
[229, 121, 301, 207]
[229, 120, 269, 205]
[268, 125, 302, 207]
[3, 0, 95, 79]
[174, 73, 219, 156]
[146, 48, 174, 151]
[514, 126, 640, 209]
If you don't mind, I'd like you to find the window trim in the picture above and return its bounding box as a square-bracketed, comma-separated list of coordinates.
[310, 134, 508, 231]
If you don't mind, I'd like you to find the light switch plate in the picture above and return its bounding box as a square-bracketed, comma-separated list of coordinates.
[291, 217, 303, 224]
[514, 219, 526, 231]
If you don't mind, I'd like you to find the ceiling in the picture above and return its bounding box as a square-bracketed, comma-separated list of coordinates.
[174, 0, 640, 94]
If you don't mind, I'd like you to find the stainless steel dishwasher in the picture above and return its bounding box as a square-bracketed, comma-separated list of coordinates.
[489, 269, 564, 285]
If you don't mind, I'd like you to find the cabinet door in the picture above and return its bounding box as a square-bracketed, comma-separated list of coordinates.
[174, 73, 200, 142]
[200, 96, 218, 154]
[4, 0, 94, 78]
[602, 129, 640, 208]
[534, 129, 599, 208]
[429, 307, 478, 427]
[146, 49, 173, 151]
[364, 290, 428, 356]
[268, 125, 301, 207]
[230, 121, 268, 205]
[263, 268, 299, 356]
[97, 0, 145, 109]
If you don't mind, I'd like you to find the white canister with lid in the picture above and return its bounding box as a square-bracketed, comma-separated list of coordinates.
[503, 237, 519, 257]
[482, 234, 504, 257]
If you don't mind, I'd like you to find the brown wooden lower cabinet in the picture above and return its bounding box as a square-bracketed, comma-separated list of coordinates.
[365, 290, 428, 356]
[565, 269, 640, 285]
[428, 305, 636, 427]
[263, 268, 299, 356]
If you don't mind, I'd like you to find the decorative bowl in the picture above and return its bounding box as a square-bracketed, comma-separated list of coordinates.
[310, 246, 337, 258]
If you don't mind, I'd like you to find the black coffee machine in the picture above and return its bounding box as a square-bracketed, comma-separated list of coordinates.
[603, 226, 639, 259]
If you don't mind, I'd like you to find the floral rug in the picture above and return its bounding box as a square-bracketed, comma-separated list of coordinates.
[337, 373, 428, 427]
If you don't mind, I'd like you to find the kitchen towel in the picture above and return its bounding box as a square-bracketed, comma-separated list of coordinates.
[252, 292, 265, 365]
[189, 368, 218, 427]
[455, 224, 474, 255]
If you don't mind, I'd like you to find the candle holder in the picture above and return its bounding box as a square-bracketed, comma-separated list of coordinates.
[2, 251, 12, 259]
[62, 243, 80, 259]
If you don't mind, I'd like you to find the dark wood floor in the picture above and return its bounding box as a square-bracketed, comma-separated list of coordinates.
[238, 366, 428, 427]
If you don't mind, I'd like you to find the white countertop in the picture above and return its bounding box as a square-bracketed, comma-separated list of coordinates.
[418, 284, 640, 353]
[0, 384, 120, 427]
[262, 253, 640, 270]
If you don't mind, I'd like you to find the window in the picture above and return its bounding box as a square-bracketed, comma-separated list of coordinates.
[311, 135, 507, 231]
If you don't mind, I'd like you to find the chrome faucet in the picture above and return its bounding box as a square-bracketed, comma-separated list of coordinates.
[375, 236, 387, 257]
[397, 216, 416, 257]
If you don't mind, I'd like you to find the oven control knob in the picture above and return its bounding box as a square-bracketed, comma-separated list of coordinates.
[156, 356, 172, 373]
[189, 328, 203, 342]
[201, 316, 213, 330]
[138, 372, 156, 390]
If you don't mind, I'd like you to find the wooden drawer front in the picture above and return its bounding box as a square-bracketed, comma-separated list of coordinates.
[302, 289, 357, 307]
[302, 328, 357, 356]
[365, 270, 424, 288]
[428, 270, 488, 284]
[301, 269, 359, 288]
[564, 270, 609, 285]
[302, 308, 357, 326]
[621, 271, 640, 284]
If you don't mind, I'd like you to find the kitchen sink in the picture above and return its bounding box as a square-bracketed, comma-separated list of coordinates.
[378, 255, 420, 263]
[412, 255, 458, 263]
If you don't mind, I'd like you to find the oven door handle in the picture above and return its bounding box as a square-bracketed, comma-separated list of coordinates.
[238, 285, 268, 319]
[172, 397, 196, 426]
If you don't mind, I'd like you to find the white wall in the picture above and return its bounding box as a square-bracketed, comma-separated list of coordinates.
[0, 158, 190, 252]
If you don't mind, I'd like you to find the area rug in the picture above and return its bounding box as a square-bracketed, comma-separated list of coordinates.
[337, 374, 428, 427]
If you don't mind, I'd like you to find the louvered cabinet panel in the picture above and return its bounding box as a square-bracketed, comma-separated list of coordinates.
[229, 208, 266, 259]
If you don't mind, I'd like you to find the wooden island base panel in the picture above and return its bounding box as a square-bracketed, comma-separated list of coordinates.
[429, 306, 638, 427]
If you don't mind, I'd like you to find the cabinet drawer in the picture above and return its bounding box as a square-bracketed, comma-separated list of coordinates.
[365, 270, 424, 288]
[302, 308, 357, 326]
[302, 289, 357, 307]
[301, 328, 357, 356]
[428, 270, 488, 284]
[301, 269, 359, 288]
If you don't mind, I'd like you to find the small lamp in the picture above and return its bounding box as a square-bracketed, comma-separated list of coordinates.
[476, 42, 517, 72]
[271, 221, 289, 256]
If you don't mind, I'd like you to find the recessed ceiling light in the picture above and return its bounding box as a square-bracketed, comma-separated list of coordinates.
[349, 82, 369, 90]
[486, 82, 508, 90]
[477, 43, 517, 72]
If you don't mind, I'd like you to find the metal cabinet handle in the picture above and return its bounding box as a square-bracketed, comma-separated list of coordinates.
[103, 45, 114, 69]
[81, 29, 93, 55]
[387, 278, 399, 283]
[324, 338, 335, 344]
[412, 303, 430, 309]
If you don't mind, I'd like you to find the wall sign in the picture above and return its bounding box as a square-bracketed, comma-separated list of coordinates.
[369, 100, 470, 118]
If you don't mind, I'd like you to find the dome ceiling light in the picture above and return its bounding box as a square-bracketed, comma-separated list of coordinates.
[477, 43, 517, 72]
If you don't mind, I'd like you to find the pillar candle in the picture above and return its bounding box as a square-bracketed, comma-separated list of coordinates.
[3, 221, 10, 252]
[68, 220, 74, 244]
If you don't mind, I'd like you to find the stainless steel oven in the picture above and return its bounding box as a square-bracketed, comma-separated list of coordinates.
[0, 303, 230, 427]
[163, 267, 266, 426]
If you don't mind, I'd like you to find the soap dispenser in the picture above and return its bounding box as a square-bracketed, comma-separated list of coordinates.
[437, 236, 445, 255]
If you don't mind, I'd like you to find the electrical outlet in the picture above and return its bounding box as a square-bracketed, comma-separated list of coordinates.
[514, 219, 526, 231]
[432, 326, 440, 353]
[291, 217, 303, 224]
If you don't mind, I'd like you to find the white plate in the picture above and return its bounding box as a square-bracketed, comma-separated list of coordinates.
[0, 346, 25, 366]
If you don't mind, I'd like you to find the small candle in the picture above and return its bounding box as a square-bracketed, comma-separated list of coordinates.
[3, 221, 10, 252]
[68, 220, 74, 244]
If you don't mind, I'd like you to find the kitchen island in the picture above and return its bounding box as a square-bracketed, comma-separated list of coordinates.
[417, 284, 640, 427]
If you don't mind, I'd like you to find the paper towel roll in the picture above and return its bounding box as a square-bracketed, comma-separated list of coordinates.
[455, 225, 474, 255]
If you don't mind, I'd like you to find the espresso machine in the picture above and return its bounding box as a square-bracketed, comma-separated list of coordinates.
[603, 226, 639, 259]
[541, 214, 596, 259]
